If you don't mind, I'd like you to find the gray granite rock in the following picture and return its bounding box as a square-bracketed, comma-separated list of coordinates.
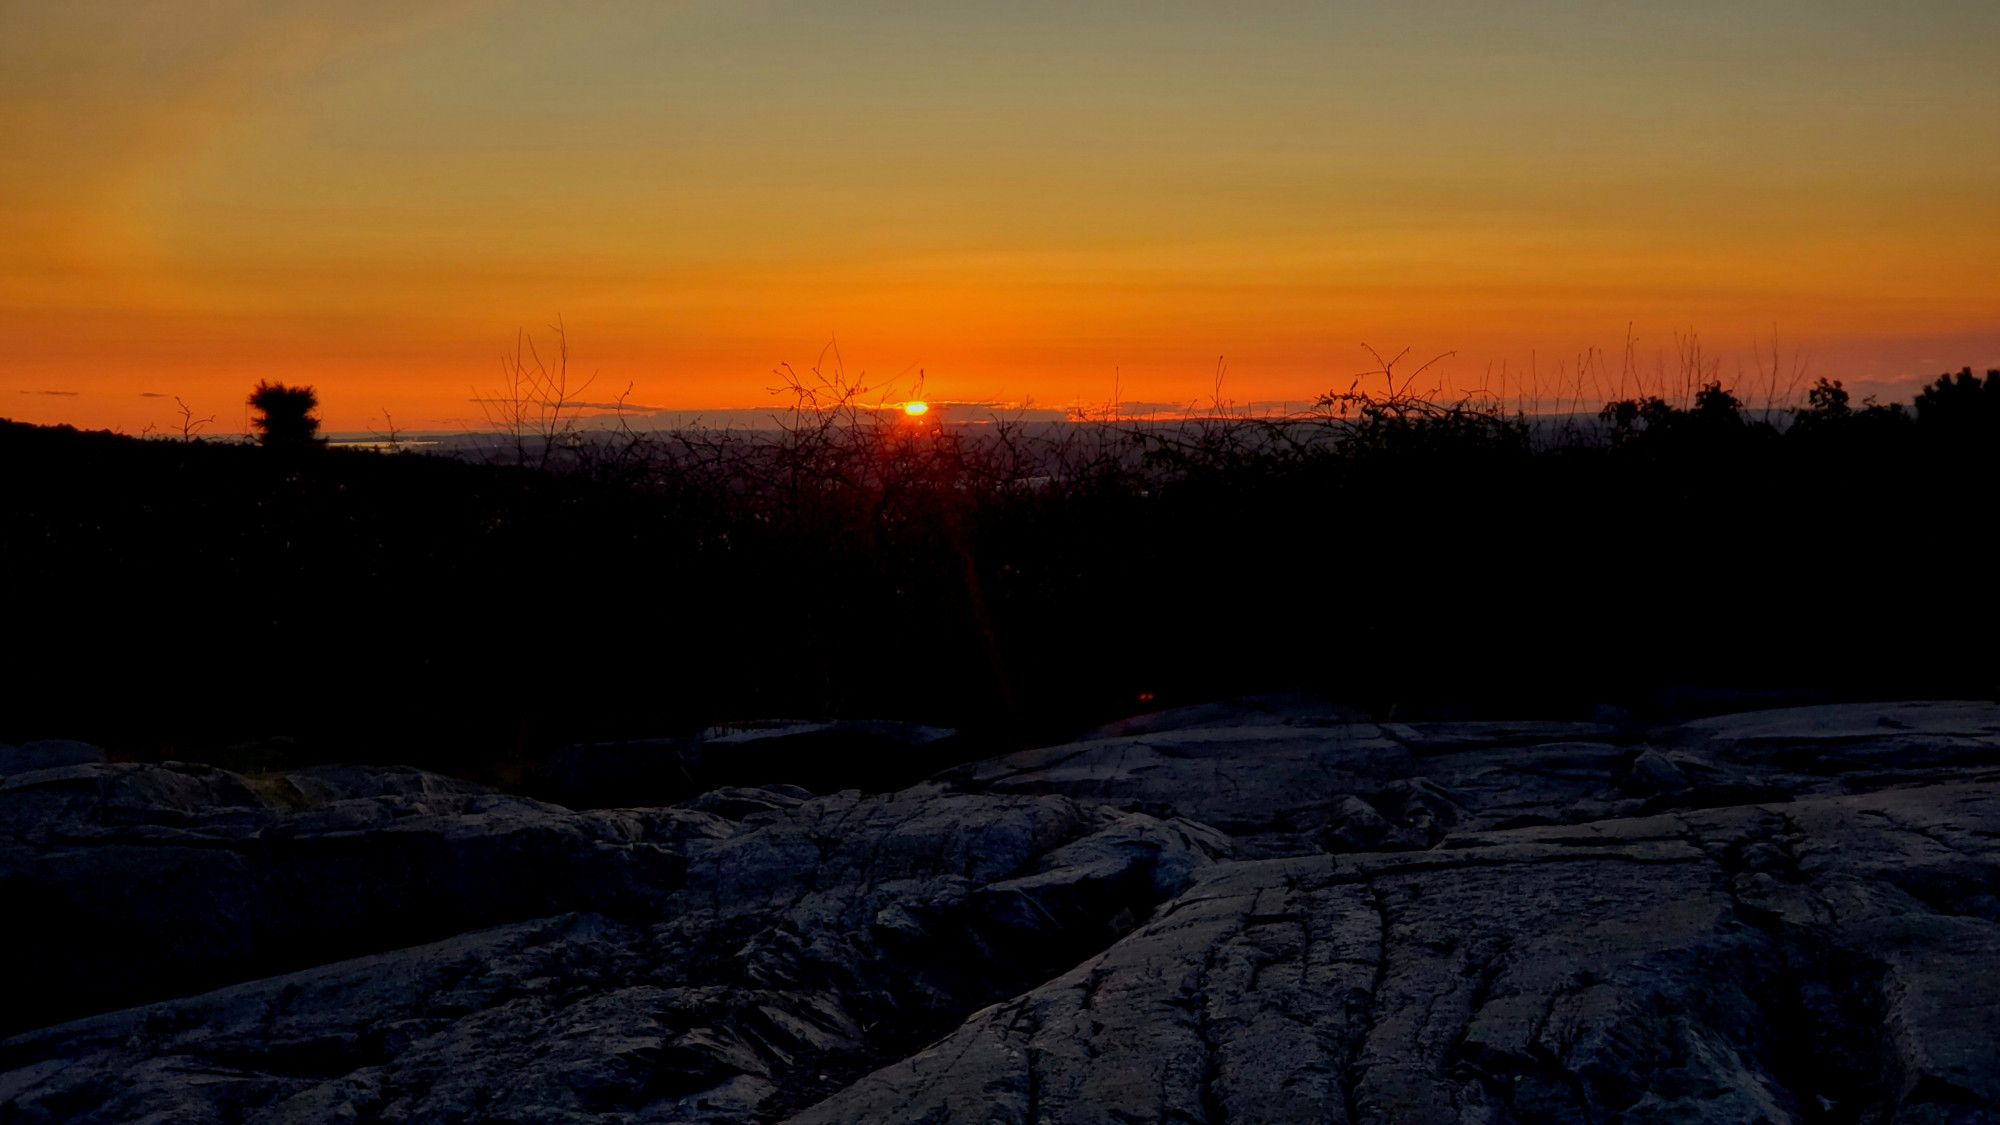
[0, 760, 725, 1033]
[2, 787, 1224, 1123]
[4, 701, 1998, 1122]
[0, 739, 107, 776]
[797, 782, 2000, 1123]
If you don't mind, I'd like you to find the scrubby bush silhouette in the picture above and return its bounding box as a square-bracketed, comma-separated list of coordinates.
[1301, 347, 1528, 465]
[1689, 381, 1747, 429]
[247, 381, 323, 448]
[1790, 378, 1910, 443]
[1805, 377, 1851, 418]
[1914, 367, 1999, 434]
[1600, 382, 1776, 451]
[6, 352, 1998, 762]
[1599, 395, 1677, 443]
[1311, 389, 1530, 463]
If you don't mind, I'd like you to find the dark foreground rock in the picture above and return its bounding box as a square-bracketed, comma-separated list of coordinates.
[4, 701, 1998, 1122]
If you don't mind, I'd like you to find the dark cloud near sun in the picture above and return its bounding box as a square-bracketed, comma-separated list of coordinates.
[1109, 401, 1201, 417]
[564, 400, 675, 413]
[465, 396, 672, 413]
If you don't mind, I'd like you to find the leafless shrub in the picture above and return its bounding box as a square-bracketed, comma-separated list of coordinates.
[174, 397, 215, 441]
[475, 318, 598, 468]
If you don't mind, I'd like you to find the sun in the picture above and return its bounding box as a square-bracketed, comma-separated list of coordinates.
[902, 401, 929, 417]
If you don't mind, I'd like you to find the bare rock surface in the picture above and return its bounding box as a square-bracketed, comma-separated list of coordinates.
[800, 782, 2000, 1123]
[4, 700, 1998, 1122]
[0, 759, 726, 1034]
[0, 740, 107, 776]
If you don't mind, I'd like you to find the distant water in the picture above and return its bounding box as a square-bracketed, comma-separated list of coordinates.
[327, 440, 440, 451]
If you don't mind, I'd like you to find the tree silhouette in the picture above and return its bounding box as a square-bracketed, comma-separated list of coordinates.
[1689, 381, 1747, 428]
[247, 381, 323, 448]
[1804, 377, 1851, 417]
[1913, 367, 1999, 434]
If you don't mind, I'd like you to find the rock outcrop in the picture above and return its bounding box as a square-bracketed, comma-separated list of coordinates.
[4, 700, 1998, 1122]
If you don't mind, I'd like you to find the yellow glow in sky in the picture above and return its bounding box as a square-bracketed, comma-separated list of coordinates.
[3, 1, 1998, 432]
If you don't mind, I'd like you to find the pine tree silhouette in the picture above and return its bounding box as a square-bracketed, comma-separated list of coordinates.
[247, 381, 323, 448]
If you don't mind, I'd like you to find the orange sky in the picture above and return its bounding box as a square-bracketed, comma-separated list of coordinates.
[5, 1, 1998, 434]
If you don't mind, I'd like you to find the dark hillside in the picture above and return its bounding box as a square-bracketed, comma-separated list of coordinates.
[3, 371, 1994, 771]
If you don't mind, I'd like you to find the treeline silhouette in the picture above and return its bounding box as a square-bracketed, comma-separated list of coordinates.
[2, 367, 1994, 774]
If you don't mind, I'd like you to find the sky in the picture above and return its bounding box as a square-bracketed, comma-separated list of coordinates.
[4, 0, 1998, 434]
